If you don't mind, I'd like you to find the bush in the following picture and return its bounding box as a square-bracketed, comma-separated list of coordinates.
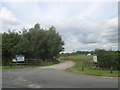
[95, 49, 119, 70]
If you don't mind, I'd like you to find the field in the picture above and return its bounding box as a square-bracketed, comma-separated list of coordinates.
[60, 55, 118, 77]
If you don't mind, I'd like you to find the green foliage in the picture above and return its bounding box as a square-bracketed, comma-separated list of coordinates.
[2, 31, 29, 65]
[60, 55, 118, 77]
[75, 51, 94, 55]
[0, 33, 2, 45]
[2, 23, 64, 65]
[95, 49, 119, 70]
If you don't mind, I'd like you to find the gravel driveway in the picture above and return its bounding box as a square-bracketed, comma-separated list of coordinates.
[40, 60, 75, 70]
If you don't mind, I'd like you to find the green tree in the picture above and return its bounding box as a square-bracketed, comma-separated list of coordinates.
[45, 26, 64, 60]
[2, 23, 64, 65]
[2, 31, 28, 65]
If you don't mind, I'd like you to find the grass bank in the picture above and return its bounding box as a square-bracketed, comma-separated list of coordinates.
[2, 61, 57, 69]
[60, 55, 118, 77]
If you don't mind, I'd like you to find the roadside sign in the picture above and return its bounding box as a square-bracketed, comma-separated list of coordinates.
[93, 54, 97, 63]
[16, 54, 25, 62]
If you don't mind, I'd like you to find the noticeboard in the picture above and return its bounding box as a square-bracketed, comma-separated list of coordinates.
[93, 54, 97, 63]
[16, 54, 25, 62]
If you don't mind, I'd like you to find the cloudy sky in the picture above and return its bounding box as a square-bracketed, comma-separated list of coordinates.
[0, 0, 118, 52]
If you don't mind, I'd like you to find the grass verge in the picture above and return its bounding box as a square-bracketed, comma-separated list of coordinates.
[60, 55, 119, 77]
[2, 61, 57, 69]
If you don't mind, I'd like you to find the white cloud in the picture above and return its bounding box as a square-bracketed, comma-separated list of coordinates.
[0, 7, 21, 32]
[55, 17, 118, 52]
[21, 17, 118, 53]
[101, 17, 118, 43]
[0, 7, 21, 25]
[1, 2, 118, 52]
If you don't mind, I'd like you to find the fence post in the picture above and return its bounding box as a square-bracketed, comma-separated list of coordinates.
[82, 65, 84, 71]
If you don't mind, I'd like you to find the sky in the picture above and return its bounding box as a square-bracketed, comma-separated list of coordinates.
[0, 0, 118, 53]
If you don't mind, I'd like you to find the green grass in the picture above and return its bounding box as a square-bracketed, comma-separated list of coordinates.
[2, 61, 56, 69]
[60, 55, 119, 77]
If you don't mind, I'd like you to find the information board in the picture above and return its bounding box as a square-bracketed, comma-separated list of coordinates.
[16, 54, 25, 62]
[93, 55, 97, 63]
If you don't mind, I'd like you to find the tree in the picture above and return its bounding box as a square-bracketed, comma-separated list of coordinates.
[2, 30, 30, 65]
[24, 24, 64, 61]
[45, 26, 64, 60]
[2, 23, 64, 65]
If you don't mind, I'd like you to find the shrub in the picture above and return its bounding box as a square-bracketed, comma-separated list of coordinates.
[95, 49, 119, 70]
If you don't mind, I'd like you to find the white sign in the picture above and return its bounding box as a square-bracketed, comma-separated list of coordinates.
[93, 56, 97, 63]
[16, 54, 25, 62]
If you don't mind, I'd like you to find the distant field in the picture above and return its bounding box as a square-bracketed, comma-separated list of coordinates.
[60, 55, 118, 77]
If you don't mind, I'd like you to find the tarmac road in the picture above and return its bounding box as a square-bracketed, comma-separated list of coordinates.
[2, 60, 118, 88]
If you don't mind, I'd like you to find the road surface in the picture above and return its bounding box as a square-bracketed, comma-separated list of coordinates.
[2, 60, 118, 88]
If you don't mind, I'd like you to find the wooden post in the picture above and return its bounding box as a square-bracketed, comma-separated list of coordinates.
[110, 67, 113, 73]
[82, 65, 84, 71]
